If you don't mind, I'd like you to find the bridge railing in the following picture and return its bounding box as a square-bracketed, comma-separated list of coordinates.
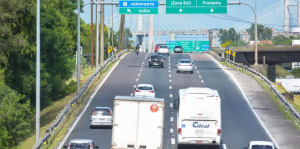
[208, 51, 300, 128]
[34, 50, 128, 149]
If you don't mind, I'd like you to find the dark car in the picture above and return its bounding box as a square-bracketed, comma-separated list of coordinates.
[174, 46, 183, 53]
[148, 54, 165, 68]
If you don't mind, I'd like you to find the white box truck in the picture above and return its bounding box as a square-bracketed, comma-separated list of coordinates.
[292, 40, 300, 45]
[173, 87, 221, 149]
[111, 96, 165, 149]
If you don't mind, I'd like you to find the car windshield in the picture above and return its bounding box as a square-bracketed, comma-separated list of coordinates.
[251, 145, 273, 149]
[160, 46, 167, 48]
[94, 109, 110, 116]
[137, 86, 153, 90]
[70, 143, 90, 149]
[179, 60, 191, 63]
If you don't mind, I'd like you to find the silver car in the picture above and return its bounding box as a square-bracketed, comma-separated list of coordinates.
[90, 107, 113, 128]
[174, 46, 183, 53]
[176, 59, 194, 73]
[157, 45, 170, 55]
[64, 139, 99, 149]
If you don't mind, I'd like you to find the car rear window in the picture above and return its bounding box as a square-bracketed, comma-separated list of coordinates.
[251, 145, 273, 149]
[160, 46, 167, 48]
[151, 56, 162, 59]
[70, 143, 90, 149]
[137, 86, 153, 90]
[94, 109, 110, 116]
[175, 46, 182, 48]
[179, 60, 191, 63]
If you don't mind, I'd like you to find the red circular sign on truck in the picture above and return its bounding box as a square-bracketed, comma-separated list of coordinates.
[150, 104, 159, 112]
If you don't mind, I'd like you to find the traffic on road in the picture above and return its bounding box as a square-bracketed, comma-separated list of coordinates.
[60, 48, 276, 149]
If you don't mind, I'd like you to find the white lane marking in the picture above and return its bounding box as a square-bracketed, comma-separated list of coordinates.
[142, 62, 144, 65]
[140, 69, 142, 71]
[170, 103, 173, 107]
[138, 74, 140, 76]
[168, 70, 170, 72]
[169, 75, 171, 77]
[170, 128, 173, 133]
[169, 86, 172, 89]
[195, 66, 197, 69]
[169, 67, 171, 69]
[208, 54, 281, 149]
[169, 63, 170, 65]
[170, 94, 173, 97]
[201, 80, 204, 83]
[199, 76, 201, 78]
[141, 65, 143, 67]
[130, 93, 133, 96]
[171, 138, 175, 144]
[197, 71, 199, 73]
[170, 117, 173, 121]
[136, 79, 138, 81]
[203, 84, 205, 85]
[57, 53, 129, 149]
[169, 80, 172, 82]
[222, 144, 227, 149]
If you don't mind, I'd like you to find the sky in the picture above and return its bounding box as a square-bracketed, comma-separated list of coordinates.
[79, 0, 282, 44]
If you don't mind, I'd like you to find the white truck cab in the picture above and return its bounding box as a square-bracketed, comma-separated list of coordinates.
[244, 141, 277, 149]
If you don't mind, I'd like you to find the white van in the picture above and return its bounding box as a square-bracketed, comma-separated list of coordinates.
[173, 87, 221, 148]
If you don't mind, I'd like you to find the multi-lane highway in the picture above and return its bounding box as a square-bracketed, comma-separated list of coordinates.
[59, 52, 271, 149]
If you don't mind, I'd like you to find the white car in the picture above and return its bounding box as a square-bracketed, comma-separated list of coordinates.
[134, 84, 155, 98]
[244, 141, 277, 149]
[64, 139, 99, 149]
[90, 107, 113, 128]
[157, 45, 170, 55]
[176, 59, 194, 73]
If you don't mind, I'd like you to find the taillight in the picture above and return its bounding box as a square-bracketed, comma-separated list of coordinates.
[217, 129, 221, 135]
[91, 109, 95, 116]
[178, 64, 182, 66]
[188, 64, 192, 66]
[149, 91, 155, 93]
[161, 58, 163, 62]
[178, 128, 182, 134]
[90, 144, 93, 147]
[135, 90, 141, 92]
[68, 144, 70, 147]
[110, 110, 113, 116]
[149, 58, 151, 61]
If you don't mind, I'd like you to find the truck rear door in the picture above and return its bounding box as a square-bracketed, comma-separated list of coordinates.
[137, 101, 164, 149]
[112, 100, 139, 148]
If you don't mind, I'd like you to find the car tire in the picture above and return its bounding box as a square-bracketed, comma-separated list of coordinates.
[90, 125, 93, 129]
[190, 71, 193, 73]
[177, 70, 179, 73]
[149, 65, 151, 67]
[161, 64, 164, 68]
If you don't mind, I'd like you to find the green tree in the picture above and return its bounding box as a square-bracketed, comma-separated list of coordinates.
[246, 24, 273, 40]
[291, 68, 300, 78]
[218, 28, 238, 44]
[0, 84, 33, 148]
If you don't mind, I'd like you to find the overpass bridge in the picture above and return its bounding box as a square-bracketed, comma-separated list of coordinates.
[215, 46, 300, 81]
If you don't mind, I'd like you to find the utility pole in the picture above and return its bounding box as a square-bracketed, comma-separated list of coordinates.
[96, 0, 99, 69]
[100, 0, 104, 65]
[112, 0, 114, 49]
[91, 0, 94, 68]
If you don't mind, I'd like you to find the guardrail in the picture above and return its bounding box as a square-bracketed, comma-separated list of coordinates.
[207, 51, 300, 128]
[34, 50, 127, 149]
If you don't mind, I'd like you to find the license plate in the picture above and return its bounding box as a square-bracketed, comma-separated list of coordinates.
[142, 96, 147, 97]
[154, 63, 158, 65]
[196, 140, 203, 143]
[98, 119, 105, 121]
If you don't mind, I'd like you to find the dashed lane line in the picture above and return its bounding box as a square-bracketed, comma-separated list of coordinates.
[170, 117, 173, 121]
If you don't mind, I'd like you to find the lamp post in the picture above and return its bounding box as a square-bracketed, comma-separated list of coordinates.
[228, 1, 258, 65]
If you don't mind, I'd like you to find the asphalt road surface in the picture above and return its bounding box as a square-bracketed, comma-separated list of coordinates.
[60, 53, 271, 149]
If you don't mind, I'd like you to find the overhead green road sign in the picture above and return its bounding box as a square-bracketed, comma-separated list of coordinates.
[119, 8, 158, 14]
[119, 1, 159, 14]
[166, 0, 227, 14]
[194, 41, 209, 52]
[166, 41, 193, 52]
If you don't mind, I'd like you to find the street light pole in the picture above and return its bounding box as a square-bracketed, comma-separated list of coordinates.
[96, 0, 99, 69]
[77, 0, 81, 94]
[35, 0, 41, 147]
[228, 1, 258, 65]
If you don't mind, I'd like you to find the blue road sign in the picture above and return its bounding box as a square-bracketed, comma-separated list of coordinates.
[119, 1, 158, 8]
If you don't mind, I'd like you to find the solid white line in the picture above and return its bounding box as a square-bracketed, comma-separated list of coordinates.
[222, 144, 227, 149]
[57, 53, 129, 149]
[171, 138, 175, 144]
[170, 103, 173, 107]
[170, 94, 173, 98]
[170, 117, 173, 121]
[170, 128, 173, 133]
[208, 54, 281, 149]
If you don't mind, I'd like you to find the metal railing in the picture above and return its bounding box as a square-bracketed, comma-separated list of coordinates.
[208, 51, 300, 127]
[34, 50, 127, 149]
